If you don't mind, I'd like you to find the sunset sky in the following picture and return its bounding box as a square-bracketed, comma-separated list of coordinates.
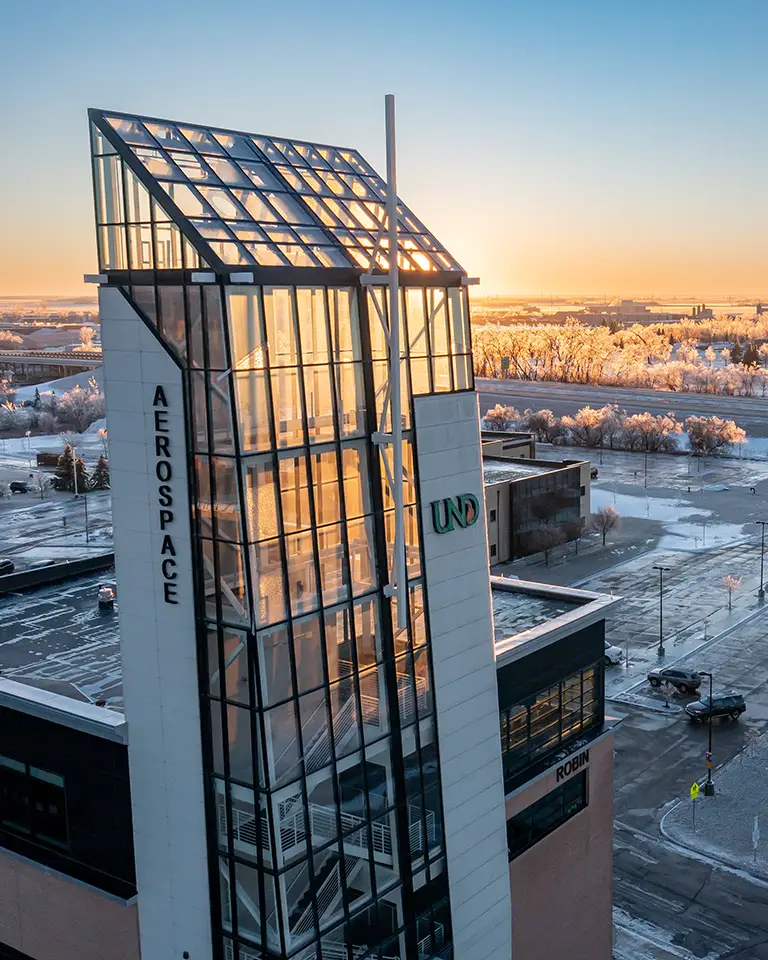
[1, 0, 767, 298]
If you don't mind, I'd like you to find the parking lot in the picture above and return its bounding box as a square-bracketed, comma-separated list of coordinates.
[498, 446, 768, 957]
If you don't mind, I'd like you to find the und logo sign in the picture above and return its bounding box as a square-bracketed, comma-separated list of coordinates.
[431, 493, 480, 535]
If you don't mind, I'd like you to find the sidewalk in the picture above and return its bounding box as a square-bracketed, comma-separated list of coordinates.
[661, 733, 768, 881]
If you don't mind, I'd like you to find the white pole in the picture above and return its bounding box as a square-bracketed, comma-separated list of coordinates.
[73, 445, 79, 498]
[385, 94, 406, 631]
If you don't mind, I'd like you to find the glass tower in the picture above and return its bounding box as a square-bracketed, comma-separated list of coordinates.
[89, 108, 475, 960]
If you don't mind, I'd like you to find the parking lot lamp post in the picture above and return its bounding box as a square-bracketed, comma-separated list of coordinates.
[700, 671, 715, 796]
[755, 521, 767, 603]
[653, 565, 671, 658]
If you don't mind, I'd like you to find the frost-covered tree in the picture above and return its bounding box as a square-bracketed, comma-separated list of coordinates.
[56, 377, 105, 433]
[483, 404, 519, 432]
[517, 408, 564, 443]
[78, 326, 97, 350]
[722, 574, 742, 611]
[684, 416, 747, 456]
[90, 455, 110, 490]
[589, 506, 621, 546]
[53, 442, 89, 492]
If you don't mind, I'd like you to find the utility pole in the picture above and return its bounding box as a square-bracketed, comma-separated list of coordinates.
[756, 521, 767, 603]
[653, 565, 671, 658]
[699, 671, 715, 796]
[72, 445, 79, 499]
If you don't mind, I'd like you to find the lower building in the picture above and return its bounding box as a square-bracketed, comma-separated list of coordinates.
[492, 576, 619, 960]
[0, 565, 617, 960]
[484, 453, 591, 563]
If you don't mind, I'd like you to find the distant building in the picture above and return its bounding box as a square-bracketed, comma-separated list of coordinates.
[481, 436, 591, 563]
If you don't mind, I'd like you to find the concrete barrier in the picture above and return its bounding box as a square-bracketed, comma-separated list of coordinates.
[0, 554, 115, 595]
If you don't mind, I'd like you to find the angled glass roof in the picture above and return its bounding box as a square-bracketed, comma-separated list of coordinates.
[89, 109, 464, 276]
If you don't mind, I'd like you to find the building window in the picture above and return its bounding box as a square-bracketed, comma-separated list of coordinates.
[0, 756, 68, 849]
[507, 771, 587, 860]
[499, 664, 602, 786]
[489, 509, 497, 522]
[490, 544, 497, 557]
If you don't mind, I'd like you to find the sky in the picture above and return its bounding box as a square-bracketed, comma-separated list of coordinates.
[1, 0, 767, 299]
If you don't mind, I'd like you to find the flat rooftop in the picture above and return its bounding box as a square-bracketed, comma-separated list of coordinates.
[0, 569, 122, 711]
[492, 587, 582, 638]
[483, 458, 554, 483]
[492, 577, 618, 665]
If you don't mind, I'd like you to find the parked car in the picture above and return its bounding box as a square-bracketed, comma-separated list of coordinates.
[604, 640, 623, 666]
[9, 481, 28, 494]
[647, 667, 701, 694]
[0, 559, 14, 575]
[685, 692, 746, 722]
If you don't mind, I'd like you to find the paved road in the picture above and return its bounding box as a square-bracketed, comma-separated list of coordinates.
[0, 488, 113, 567]
[612, 611, 768, 957]
[477, 378, 768, 438]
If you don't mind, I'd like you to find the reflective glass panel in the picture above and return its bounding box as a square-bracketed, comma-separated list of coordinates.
[250, 538, 286, 626]
[347, 516, 376, 597]
[406, 289, 428, 357]
[341, 444, 370, 519]
[217, 540, 248, 625]
[94, 155, 124, 224]
[285, 531, 318, 616]
[212, 457, 243, 542]
[303, 365, 335, 444]
[278, 453, 311, 533]
[259, 624, 293, 706]
[263, 288, 297, 366]
[98, 225, 127, 270]
[128, 225, 153, 270]
[206, 157, 249, 185]
[243, 456, 279, 542]
[329, 289, 361, 362]
[234, 371, 271, 452]
[271, 368, 304, 448]
[179, 126, 226, 153]
[209, 375, 236, 453]
[296, 288, 329, 364]
[159, 181, 211, 218]
[334, 362, 365, 438]
[154, 222, 184, 270]
[311, 448, 341, 526]
[317, 522, 347, 606]
[324, 605, 355, 683]
[228, 290, 265, 370]
[293, 614, 325, 694]
[125, 166, 151, 222]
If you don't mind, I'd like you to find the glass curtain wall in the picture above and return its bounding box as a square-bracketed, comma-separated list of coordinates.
[91, 108, 474, 960]
[114, 278, 469, 960]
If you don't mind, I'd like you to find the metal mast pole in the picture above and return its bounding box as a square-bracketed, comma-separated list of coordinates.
[756, 520, 766, 602]
[385, 94, 406, 630]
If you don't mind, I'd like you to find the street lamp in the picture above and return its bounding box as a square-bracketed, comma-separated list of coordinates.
[25, 430, 32, 472]
[699, 670, 715, 796]
[755, 521, 768, 603]
[653, 565, 671, 658]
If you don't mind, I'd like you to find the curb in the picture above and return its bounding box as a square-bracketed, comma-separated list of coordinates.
[607, 693, 683, 714]
[659, 795, 768, 885]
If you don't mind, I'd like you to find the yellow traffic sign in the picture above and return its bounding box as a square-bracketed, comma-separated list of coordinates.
[690, 782, 700, 800]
